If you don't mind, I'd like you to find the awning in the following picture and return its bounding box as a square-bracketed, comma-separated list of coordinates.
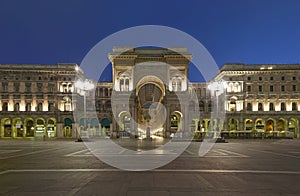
[79, 118, 86, 126]
[91, 118, 99, 127]
[64, 118, 72, 127]
[101, 118, 110, 127]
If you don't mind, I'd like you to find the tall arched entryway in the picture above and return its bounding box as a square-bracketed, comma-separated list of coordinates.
[118, 111, 131, 132]
[277, 118, 287, 137]
[24, 118, 34, 137]
[36, 118, 45, 137]
[245, 119, 253, 131]
[136, 75, 165, 138]
[288, 118, 299, 138]
[90, 118, 99, 136]
[47, 118, 56, 138]
[2, 118, 12, 137]
[170, 111, 183, 137]
[64, 118, 72, 137]
[228, 118, 238, 131]
[101, 118, 110, 136]
[266, 118, 275, 137]
[255, 119, 265, 131]
[13, 118, 23, 137]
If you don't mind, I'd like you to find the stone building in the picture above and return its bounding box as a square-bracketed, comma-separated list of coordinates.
[0, 47, 299, 139]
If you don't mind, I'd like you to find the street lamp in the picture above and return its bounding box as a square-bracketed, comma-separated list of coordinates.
[207, 79, 227, 139]
[74, 79, 95, 140]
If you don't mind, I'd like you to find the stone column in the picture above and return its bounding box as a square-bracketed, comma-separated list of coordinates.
[0, 122, 2, 138]
[72, 123, 77, 138]
[57, 123, 63, 138]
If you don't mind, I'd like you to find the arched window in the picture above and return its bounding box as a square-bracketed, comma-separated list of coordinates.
[14, 103, 20, 111]
[120, 77, 130, 92]
[125, 79, 129, 91]
[120, 79, 124, 91]
[281, 102, 286, 111]
[172, 77, 182, 92]
[48, 103, 54, 112]
[26, 103, 31, 111]
[227, 82, 233, 92]
[37, 103, 43, 112]
[68, 84, 72, 92]
[269, 103, 274, 111]
[63, 84, 67, 92]
[63, 97, 72, 111]
[258, 103, 263, 111]
[233, 82, 240, 92]
[229, 98, 237, 111]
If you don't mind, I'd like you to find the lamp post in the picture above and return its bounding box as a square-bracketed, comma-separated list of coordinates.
[207, 79, 227, 139]
[75, 79, 95, 140]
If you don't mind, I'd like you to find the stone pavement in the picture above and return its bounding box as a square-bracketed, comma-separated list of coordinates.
[0, 139, 299, 195]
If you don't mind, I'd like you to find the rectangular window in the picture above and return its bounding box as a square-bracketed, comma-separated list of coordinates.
[270, 85, 274, 92]
[247, 76, 251, 81]
[2, 83, 8, 92]
[281, 76, 285, 80]
[25, 83, 31, 92]
[281, 85, 285, 92]
[293, 85, 297, 92]
[270, 76, 273, 81]
[293, 76, 296, 80]
[247, 85, 251, 92]
[259, 77, 262, 81]
[269, 103, 274, 111]
[292, 102, 297, 111]
[14, 83, 20, 92]
[259, 85, 262, 92]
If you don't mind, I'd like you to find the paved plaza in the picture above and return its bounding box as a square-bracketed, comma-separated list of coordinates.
[0, 138, 299, 195]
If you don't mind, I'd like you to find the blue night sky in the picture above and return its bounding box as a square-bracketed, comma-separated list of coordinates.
[1, 0, 300, 82]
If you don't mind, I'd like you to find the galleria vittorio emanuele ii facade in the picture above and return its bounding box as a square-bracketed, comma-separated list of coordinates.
[0, 47, 299, 139]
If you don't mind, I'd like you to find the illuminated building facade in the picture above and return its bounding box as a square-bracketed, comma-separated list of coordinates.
[0, 48, 299, 139]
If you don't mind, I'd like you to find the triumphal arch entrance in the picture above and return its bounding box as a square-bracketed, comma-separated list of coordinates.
[110, 47, 198, 139]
